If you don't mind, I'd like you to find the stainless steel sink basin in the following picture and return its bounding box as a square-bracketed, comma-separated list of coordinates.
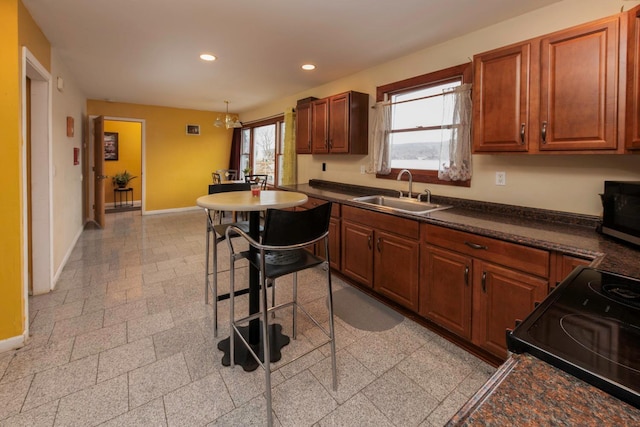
[351, 195, 451, 215]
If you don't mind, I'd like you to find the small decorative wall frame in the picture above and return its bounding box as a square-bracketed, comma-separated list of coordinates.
[186, 124, 200, 135]
[104, 132, 119, 161]
[66, 116, 74, 137]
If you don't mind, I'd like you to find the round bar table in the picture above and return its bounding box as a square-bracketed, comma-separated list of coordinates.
[196, 190, 308, 371]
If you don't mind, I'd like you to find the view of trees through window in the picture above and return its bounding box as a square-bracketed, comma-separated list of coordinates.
[241, 117, 284, 185]
[252, 124, 275, 184]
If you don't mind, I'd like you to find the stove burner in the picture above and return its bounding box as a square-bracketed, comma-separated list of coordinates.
[602, 284, 640, 308]
[587, 280, 640, 310]
[560, 314, 640, 374]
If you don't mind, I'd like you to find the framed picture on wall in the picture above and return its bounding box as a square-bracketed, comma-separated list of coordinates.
[104, 132, 118, 161]
[186, 124, 200, 135]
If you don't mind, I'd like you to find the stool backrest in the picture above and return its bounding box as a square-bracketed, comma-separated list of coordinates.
[208, 182, 251, 194]
[244, 174, 269, 189]
[216, 169, 237, 180]
[262, 202, 332, 247]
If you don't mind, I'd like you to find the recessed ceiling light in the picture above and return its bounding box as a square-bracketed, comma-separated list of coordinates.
[302, 64, 316, 71]
[200, 54, 216, 61]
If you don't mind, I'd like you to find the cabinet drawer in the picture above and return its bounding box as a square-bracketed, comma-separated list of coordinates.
[343, 205, 419, 239]
[299, 197, 341, 218]
[423, 224, 549, 278]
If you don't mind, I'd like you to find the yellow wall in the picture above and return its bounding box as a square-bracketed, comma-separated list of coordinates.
[104, 120, 142, 204]
[18, 0, 50, 72]
[0, 0, 51, 342]
[87, 101, 233, 211]
[0, 0, 24, 341]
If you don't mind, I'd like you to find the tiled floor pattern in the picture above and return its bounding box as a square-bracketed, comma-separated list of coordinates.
[0, 210, 496, 426]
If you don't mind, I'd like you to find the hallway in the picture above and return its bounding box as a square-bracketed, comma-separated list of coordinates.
[0, 210, 495, 426]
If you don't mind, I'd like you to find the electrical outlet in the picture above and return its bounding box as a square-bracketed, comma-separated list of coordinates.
[495, 171, 506, 186]
[360, 165, 365, 174]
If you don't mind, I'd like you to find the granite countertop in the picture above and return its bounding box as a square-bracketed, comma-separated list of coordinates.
[446, 353, 640, 426]
[281, 181, 640, 280]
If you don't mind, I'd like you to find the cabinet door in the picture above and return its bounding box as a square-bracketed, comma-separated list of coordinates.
[374, 231, 420, 311]
[341, 221, 374, 288]
[328, 218, 341, 271]
[295, 102, 312, 154]
[473, 261, 548, 358]
[627, 5, 640, 150]
[328, 93, 349, 153]
[538, 17, 619, 151]
[473, 43, 531, 152]
[420, 245, 472, 339]
[311, 98, 329, 153]
[552, 253, 591, 290]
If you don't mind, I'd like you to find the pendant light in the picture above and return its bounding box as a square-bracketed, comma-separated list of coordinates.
[215, 101, 242, 129]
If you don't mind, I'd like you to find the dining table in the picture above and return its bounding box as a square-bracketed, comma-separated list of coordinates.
[196, 190, 308, 371]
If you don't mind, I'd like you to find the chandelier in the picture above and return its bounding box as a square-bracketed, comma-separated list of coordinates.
[214, 100, 242, 129]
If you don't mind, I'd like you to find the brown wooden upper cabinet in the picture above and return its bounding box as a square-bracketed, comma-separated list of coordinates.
[627, 4, 640, 151]
[296, 91, 369, 155]
[295, 101, 313, 154]
[473, 14, 623, 153]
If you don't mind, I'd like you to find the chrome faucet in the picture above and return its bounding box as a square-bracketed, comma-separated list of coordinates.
[418, 189, 432, 204]
[397, 169, 413, 198]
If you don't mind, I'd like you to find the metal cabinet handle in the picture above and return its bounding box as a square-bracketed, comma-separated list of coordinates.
[520, 123, 525, 144]
[464, 241, 488, 250]
[376, 237, 381, 252]
[367, 234, 372, 250]
[541, 121, 547, 144]
[481, 271, 487, 293]
[464, 266, 469, 286]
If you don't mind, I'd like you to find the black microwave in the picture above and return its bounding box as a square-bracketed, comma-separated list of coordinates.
[601, 181, 640, 247]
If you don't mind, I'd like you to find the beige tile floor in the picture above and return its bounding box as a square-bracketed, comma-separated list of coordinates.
[0, 210, 496, 426]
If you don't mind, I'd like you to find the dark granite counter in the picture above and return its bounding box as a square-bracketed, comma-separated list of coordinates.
[446, 353, 640, 426]
[280, 181, 640, 280]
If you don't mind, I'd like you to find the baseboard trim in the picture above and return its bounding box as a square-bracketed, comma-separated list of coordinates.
[143, 206, 201, 216]
[0, 332, 26, 354]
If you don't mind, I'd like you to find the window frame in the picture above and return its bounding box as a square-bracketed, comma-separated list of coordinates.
[242, 115, 284, 186]
[376, 62, 472, 186]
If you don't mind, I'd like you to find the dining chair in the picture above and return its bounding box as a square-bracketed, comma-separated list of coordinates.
[244, 174, 269, 190]
[204, 182, 252, 337]
[225, 202, 337, 426]
[216, 169, 238, 181]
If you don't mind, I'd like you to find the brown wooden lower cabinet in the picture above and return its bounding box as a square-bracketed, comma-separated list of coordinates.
[341, 206, 420, 311]
[420, 245, 472, 340]
[374, 230, 419, 311]
[421, 224, 550, 359]
[471, 261, 548, 358]
[341, 220, 374, 287]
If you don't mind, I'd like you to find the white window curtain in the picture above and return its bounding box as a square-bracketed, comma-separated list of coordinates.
[367, 101, 391, 175]
[438, 83, 472, 181]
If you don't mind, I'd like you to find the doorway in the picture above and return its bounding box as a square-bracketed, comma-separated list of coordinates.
[22, 47, 53, 309]
[86, 116, 145, 223]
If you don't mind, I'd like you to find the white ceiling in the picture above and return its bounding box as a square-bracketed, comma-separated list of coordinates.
[23, 0, 561, 114]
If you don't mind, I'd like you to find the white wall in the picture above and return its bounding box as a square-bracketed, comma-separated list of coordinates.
[51, 48, 86, 278]
[242, 0, 640, 216]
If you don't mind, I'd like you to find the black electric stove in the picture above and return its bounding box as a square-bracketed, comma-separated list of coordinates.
[507, 266, 640, 408]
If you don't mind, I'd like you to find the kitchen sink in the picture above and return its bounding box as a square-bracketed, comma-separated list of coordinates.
[351, 195, 451, 215]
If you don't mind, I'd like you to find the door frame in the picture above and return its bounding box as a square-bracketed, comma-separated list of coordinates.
[21, 48, 53, 317]
[86, 116, 146, 218]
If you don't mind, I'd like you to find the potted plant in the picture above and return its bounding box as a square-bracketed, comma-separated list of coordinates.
[242, 166, 252, 178]
[112, 170, 137, 188]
